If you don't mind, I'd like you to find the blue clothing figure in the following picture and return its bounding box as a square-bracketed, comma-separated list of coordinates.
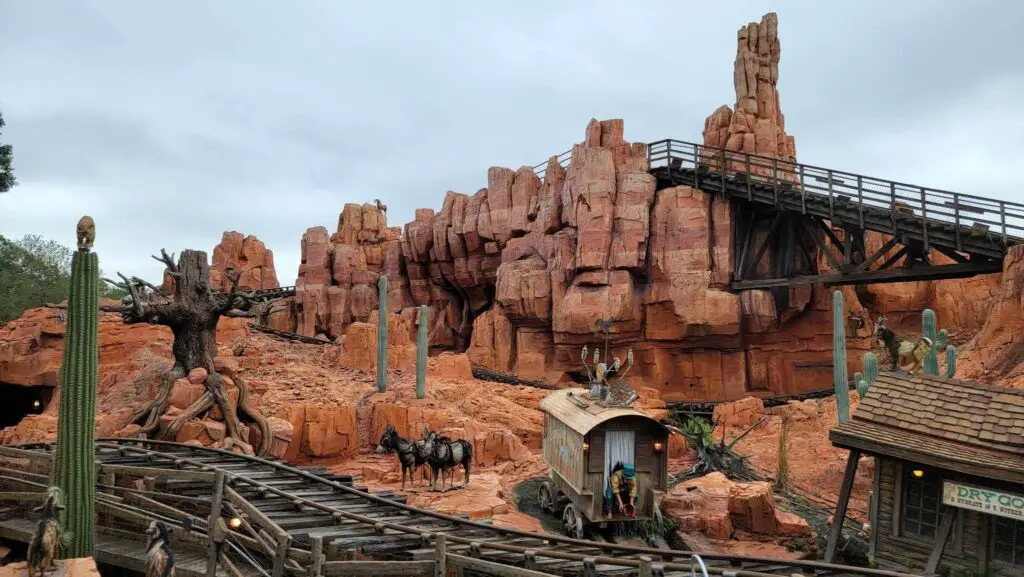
[603, 462, 637, 518]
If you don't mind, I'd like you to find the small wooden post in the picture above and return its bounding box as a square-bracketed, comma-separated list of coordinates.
[582, 558, 597, 577]
[309, 536, 324, 577]
[638, 555, 652, 577]
[924, 507, 956, 575]
[650, 563, 666, 577]
[523, 550, 538, 570]
[692, 143, 700, 189]
[824, 449, 862, 563]
[205, 470, 226, 577]
[665, 140, 673, 179]
[326, 541, 340, 561]
[434, 533, 446, 577]
[271, 532, 291, 577]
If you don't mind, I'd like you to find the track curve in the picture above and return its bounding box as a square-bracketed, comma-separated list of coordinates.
[0, 438, 917, 577]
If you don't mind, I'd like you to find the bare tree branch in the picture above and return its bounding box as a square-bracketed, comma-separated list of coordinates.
[221, 268, 241, 313]
[151, 249, 180, 277]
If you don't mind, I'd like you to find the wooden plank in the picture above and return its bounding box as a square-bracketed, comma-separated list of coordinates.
[870, 456, 881, 559]
[271, 531, 291, 577]
[207, 470, 226, 577]
[320, 561, 434, 577]
[100, 463, 216, 482]
[446, 554, 557, 577]
[309, 536, 324, 577]
[825, 449, 861, 563]
[225, 486, 288, 540]
[924, 508, 956, 575]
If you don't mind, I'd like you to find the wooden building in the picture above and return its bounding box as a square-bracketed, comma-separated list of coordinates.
[538, 388, 669, 538]
[826, 373, 1024, 576]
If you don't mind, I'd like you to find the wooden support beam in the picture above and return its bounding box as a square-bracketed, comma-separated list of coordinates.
[932, 244, 969, 264]
[206, 470, 226, 577]
[743, 211, 786, 279]
[271, 532, 292, 577]
[804, 217, 844, 271]
[877, 246, 909, 271]
[814, 217, 847, 254]
[730, 259, 1004, 290]
[734, 211, 756, 279]
[924, 507, 956, 576]
[853, 236, 900, 273]
[309, 536, 325, 577]
[824, 449, 861, 564]
[435, 533, 446, 577]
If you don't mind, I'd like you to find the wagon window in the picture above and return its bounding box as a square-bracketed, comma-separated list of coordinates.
[587, 432, 605, 473]
[635, 436, 653, 472]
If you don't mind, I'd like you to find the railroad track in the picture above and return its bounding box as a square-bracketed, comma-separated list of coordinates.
[248, 323, 334, 345]
[669, 387, 839, 419]
[0, 438, 918, 577]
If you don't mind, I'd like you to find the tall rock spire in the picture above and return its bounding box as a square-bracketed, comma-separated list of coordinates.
[703, 13, 796, 165]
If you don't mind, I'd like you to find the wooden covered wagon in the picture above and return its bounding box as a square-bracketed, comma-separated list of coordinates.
[538, 388, 670, 539]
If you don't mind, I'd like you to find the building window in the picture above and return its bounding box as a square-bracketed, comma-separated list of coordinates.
[901, 465, 941, 539]
[994, 517, 1024, 566]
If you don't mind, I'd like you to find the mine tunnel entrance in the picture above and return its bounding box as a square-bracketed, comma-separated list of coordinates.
[0, 382, 51, 428]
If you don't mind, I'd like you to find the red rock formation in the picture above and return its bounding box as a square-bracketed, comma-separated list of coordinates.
[702, 13, 796, 171]
[210, 231, 280, 291]
[661, 471, 813, 550]
[956, 245, 1024, 385]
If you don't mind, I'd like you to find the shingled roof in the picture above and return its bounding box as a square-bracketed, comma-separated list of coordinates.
[830, 373, 1024, 484]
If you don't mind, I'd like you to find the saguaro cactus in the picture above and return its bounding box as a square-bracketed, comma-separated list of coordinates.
[858, 352, 879, 397]
[946, 345, 958, 379]
[53, 216, 100, 558]
[416, 304, 428, 399]
[833, 290, 850, 423]
[376, 275, 388, 393]
[922, 309, 939, 375]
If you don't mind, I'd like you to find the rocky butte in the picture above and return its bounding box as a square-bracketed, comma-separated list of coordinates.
[256, 13, 1001, 403]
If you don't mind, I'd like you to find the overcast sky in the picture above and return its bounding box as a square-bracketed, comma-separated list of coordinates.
[1, 1, 1022, 283]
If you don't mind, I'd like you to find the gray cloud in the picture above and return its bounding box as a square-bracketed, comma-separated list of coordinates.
[1, 0, 1022, 284]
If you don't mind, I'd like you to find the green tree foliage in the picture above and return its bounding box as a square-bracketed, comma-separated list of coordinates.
[0, 111, 16, 194]
[0, 234, 127, 323]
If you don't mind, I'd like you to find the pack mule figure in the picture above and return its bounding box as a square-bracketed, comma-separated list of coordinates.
[425, 432, 473, 492]
[145, 520, 176, 577]
[873, 316, 934, 374]
[27, 487, 64, 577]
[376, 424, 432, 489]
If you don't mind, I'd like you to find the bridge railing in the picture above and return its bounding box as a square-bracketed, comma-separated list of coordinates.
[648, 139, 1024, 252]
[530, 138, 1024, 253]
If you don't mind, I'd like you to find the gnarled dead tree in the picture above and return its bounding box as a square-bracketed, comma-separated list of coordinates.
[103, 249, 280, 456]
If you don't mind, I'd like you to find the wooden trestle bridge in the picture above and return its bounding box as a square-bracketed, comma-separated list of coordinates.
[0, 439, 920, 577]
[537, 139, 1023, 291]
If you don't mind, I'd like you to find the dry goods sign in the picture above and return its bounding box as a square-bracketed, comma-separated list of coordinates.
[942, 481, 1024, 521]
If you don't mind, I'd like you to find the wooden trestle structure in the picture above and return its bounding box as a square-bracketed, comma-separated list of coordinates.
[0, 438, 924, 577]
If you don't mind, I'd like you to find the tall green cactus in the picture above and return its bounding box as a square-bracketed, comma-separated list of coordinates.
[857, 353, 879, 397]
[946, 345, 957, 379]
[53, 217, 99, 558]
[922, 309, 939, 375]
[416, 304, 427, 399]
[376, 275, 388, 393]
[833, 290, 850, 423]
[863, 352, 879, 386]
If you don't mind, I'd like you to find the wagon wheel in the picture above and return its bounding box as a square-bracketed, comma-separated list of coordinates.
[562, 503, 585, 540]
[537, 482, 555, 514]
